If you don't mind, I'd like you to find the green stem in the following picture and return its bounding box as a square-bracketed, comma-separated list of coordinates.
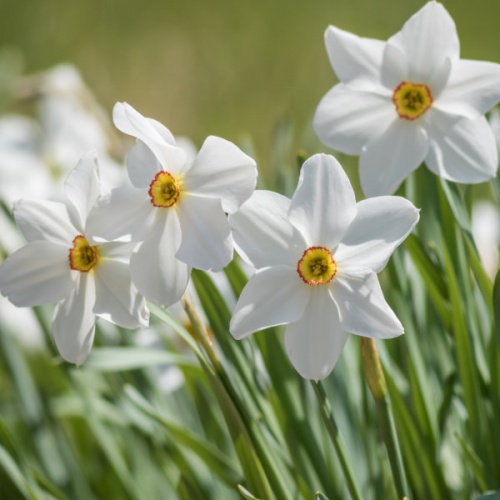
[311, 381, 362, 500]
[361, 337, 409, 499]
[181, 294, 291, 500]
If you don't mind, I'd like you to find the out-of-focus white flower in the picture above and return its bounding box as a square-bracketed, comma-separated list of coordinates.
[314, 1, 500, 197]
[229, 154, 419, 380]
[490, 106, 500, 151]
[472, 201, 500, 279]
[0, 152, 149, 365]
[0, 116, 54, 203]
[89, 102, 257, 307]
[0, 65, 125, 205]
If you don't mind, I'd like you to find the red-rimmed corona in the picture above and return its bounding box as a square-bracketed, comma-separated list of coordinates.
[68, 235, 100, 273]
[148, 171, 181, 208]
[392, 82, 433, 120]
[297, 246, 337, 285]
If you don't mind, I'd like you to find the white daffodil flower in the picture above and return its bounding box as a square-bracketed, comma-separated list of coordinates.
[0, 152, 149, 365]
[313, 1, 500, 197]
[88, 102, 257, 306]
[490, 106, 500, 151]
[229, 154, 419, 380]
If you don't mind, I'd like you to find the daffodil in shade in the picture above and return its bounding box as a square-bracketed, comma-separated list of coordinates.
[313, 1, 500, 197]
[229, 154, 419, 380]
[88, 102, 257, 306]
[0, 152, 149, 365]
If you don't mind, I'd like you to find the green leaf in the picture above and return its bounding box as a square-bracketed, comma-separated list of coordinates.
[494, 269, 500, 349]
[237, 483, 262, 499]
[439, 178, 470, 231]
[477, 492, 500, 500]
[455, 432, 487, 491]
[0, 445, 29, 498]
[125, 386, 242, 487]
[404, 234, 451, 328]
[83, 347, 195, 372]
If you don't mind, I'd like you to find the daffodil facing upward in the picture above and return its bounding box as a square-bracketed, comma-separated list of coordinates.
[229, 154, 419, 380]
[313, 1, 500, 197]
[88, 102, 257, 307]
[0, 152, 149, 365]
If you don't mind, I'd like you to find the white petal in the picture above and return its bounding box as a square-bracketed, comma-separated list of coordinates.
[126, 141, 163, 188]
[332, 271, 403, 338]
[52, 273, 96, 365]
[425, 112, 498, 183]
[113, 102, 186, 172]
[380, 43, 409, 90]
[13, 199, 76, 245]
[434, 59, 500, 119]
[64, 151, 101, 233]
[130, 210, 190, 306]
[427, 57, 452, 99]
[183, 136, 257, 214]
[230, 265, 310, 339]
[387, 2, 459, 83]
[229, 190, 305, 269]
[335, 197, 419, 272]
[313, 84, 393, 155]
[94, 258, 149, 328]
[289, 154, 357, 248]
[86, 187, 156, 242]
[176, 195, 232, 271]
[285, 286, 348, 380]
[324, 25, 385, 91]
[147, 117, 176, 145]
[99, 241, 138, 261]
[359, 119, 429, 197]
[0, 241, 73, 307]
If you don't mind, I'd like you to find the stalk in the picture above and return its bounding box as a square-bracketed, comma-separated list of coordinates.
[361, 337, 409, 499]
[311, 381, 362, 500]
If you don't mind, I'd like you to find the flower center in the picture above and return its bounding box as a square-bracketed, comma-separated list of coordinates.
[392, 82, 433, 120]
[148, 171, 181, 208]
[297, 246, 337, 285]
[69, 235, 100, 273]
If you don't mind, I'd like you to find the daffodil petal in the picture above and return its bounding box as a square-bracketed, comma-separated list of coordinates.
[86, 187, 156, 242]
[313, 84, 393, 155]
[230, 265, 310, 339]
[13, 199, 76, 246]
[425, 112, 498, 183]
[130, 210, 189, 306]
[332, 272, 403, 338]
[176, 195, 232, 271]
[126, 140, 163, 188]
[52, 273, 96, 365]
[380, 43, 409, 90]
[229, 190, 305, 269]
[335, 197, 419, 272]
[387, 2, 459, 83]
[93, 258, 149, 328]
[359, 119, 428, 196]
[113, 102, 186, 173]
[183, 136, 257, 214]
[324, 25, 385, 91]
[64, 151, 101, 232]
[284, 287, 348, 381]
[289, 154, 357, 248]
[147, 117, 176, 145]
[99, 241, 139, 261]
[0, 241, 73, 307]
[434, 59, 500, 120]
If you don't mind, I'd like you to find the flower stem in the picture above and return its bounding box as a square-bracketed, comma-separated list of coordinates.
[311, 380, 362, 500]
[360, 337, 409, 499]
[181, 293, 292, 499]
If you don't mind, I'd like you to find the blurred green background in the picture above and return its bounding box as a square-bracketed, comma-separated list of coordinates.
[1, 0, 500, 172]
